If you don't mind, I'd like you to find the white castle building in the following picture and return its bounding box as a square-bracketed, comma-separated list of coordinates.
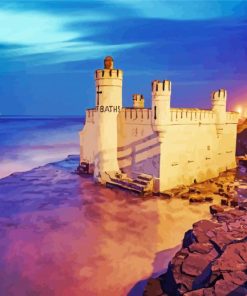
[79, 56, 239, 194]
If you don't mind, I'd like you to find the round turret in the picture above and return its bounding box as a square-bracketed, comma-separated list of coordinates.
[211, 89, 227, 137]
[151, 80, 171, 135]
[211, 89, 227, 105]
[94, 56, 123, 107]
[93, 57, 123, 181]
[152, 80, 171, 96]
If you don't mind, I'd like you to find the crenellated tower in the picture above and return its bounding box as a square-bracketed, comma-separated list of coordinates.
[211, 89, 227, 137]
[132, 94, 144, 108]
[151, 80, 171, 141]
[94, 56, 123, 182]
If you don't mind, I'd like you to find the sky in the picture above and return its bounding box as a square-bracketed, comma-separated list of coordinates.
[0, 0, 247, 115]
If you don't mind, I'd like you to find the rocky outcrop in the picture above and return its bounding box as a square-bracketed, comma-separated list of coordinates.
[237, 119, 247, 156]
[144, 207, 247, 296]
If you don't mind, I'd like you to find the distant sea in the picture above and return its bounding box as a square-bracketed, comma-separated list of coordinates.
[0, 116, 83, 178]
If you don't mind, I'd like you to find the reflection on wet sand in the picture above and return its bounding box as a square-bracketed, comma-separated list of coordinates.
[0, 156, 218, 296]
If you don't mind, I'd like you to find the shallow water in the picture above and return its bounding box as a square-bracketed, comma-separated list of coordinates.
[0, 117, 245, 295]
[0, 155, 216, 296]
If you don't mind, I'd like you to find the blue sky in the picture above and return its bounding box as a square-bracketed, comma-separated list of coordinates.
[0, 0, 247, 115]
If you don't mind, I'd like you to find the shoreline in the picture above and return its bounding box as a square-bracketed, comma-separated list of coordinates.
[144, 206, 247, 295]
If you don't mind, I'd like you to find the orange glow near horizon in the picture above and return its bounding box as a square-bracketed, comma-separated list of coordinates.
[236, 105, 243, 115]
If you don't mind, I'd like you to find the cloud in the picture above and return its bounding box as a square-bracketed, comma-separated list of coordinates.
[0, 9, 84, 46]
[0, 7, 145, 66]
[4, 41, 147, 65]
[107, 0, 246, 20]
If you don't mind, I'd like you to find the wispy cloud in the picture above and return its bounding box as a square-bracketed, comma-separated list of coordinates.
[107, 0, 246, 20]
[0, 9, 83, 45]
[0, 6, 145, 66]
[5, 41, 147, 65]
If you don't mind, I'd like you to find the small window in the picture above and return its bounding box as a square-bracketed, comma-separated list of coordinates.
[207, 145, 210, 150]
[154, 106, 157, 120]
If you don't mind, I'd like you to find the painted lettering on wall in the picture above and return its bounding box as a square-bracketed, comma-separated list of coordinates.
[95, 105, 121, 112]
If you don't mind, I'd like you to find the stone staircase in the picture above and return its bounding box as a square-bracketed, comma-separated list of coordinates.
[105, 172, 153, 195]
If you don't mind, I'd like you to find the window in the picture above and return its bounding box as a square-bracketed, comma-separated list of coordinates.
[154, 106, 157, 120]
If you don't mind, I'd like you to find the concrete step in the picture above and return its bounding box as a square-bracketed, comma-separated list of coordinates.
[106, 173, 153, 195]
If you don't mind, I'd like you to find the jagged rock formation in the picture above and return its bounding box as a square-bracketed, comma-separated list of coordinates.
[237, 119, 247, 156]
[144, 207, 247, 296]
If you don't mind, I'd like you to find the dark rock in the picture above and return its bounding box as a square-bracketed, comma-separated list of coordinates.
[223, 271, 247, 286]
[193, 220, 220, 233]
[162, 262, 185, 295]
[230, 200, 238, 207]
[221, 199, 228, 206]
[188, 242, 214, 254]
[185, 287, 216, 296]
[210, 205, 224, 215]
[209, 229, 236, 252]
[184, 288, 204, 295]
[218, 188, 224, 194]
[143, 278, 166, 296]
[212, 242, 247, 272]
[189, 187, 197, 193]
[181, 193, 190, 199]
[215, 212, 235, 223]
[160, 192, 173, 199]
[182, 229, 196, 248]
[205, 196, 213, 202]
[223, 192, 231, 198]
[239, 203, 247, 211]
[215, 279, 247, 296]
[145, 208, 247, 296]
[189, 196, 205, 203]
[227, 208, 245, 217]
[193, 220, 221, 243]
[181, 251, 215, 277]
[207, 271, 222, 287]
[220, 198, 228, 206]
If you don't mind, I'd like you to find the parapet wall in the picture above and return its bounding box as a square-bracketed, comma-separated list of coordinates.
[85, 107, 239, 126]
[85, 108, 97, 123]
[121, 108, 217, 125]
[170, 108, 215, 124]
[95, 69, 123, 80]
[226, 111, 239, 123]
[121, 108, 152, 124]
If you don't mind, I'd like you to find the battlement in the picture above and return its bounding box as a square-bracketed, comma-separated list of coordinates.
[86, 106, 238, 126]
[211, 89, 227, 102]
[119, 108, 220, 125]
[95, 69, 123, 80]
[85, 108, 96, 123]
[133, 94, 144, 108]
[120, 108, 152, 124]
[152, 80, 171, 95]
[226, 111, 239, 123]
[170, 108, 216, 124]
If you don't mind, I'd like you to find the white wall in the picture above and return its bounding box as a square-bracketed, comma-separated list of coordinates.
[117, 108, 160, 182]
[80, 106, 239, 192]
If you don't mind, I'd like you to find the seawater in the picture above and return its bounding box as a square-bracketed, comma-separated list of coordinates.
[0, 117, 244, 296]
